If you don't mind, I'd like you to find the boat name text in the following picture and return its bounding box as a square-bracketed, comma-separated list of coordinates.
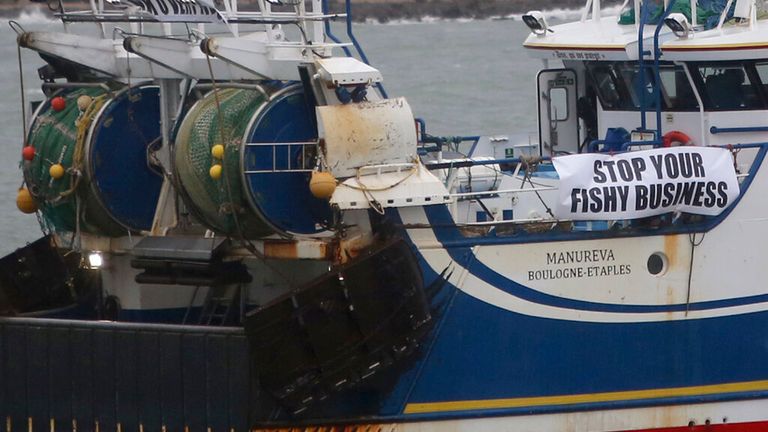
[529, 248, 630, 280]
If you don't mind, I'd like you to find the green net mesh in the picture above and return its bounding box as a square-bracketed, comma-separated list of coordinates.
[25, 87, 125, 237]
[175, 88, 273, 237]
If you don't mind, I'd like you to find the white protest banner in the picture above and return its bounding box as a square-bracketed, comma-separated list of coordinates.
[110, 0, 220, 22]
[552, 147, 740, 220]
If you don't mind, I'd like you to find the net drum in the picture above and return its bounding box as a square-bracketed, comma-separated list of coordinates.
[24, 85, 163, 237]
[174, 82, 333, 238]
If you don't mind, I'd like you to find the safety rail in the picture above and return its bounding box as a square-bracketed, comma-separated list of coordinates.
[425, 156, 552, 171]
[450, 185, 556, 200]
[51, 0, 343, 24]
[427, 142, 766, 228]
[587, 139, 661, 152]
[356, 162, 417, 176]
[320, 0, 388, 97]
[710, 126, 768, 134]
[415, 118, 482, 155]
[243, 141, 316, 173]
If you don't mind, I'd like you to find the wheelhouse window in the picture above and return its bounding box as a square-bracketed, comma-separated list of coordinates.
[585, 61, 699, 111]
[695, 64, 766, 110]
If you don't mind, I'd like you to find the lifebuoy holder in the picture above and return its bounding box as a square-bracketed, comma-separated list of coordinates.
[662, 130, 693, 147]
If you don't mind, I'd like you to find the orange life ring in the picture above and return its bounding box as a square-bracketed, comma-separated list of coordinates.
[662, 130, 693, 147]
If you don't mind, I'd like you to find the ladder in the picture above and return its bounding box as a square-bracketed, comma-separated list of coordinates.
[198, 284, 241, 326]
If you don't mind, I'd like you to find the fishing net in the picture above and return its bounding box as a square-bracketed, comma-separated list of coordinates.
[174, 88, 273, 237]
[25, 87, 125, 236]
[26, 85, 164, 238]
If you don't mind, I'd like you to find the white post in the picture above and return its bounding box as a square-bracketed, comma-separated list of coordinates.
[593, 0, 601, 21]
[312, 0, 325, 52]
[259, 0, 274, 40]
[299, 0, 308, 48]
[88, 0, 105, 37]
[582, 0, 593, 23]
[231, 0, 239, 39]
[223, 0, 239, 37]
[718, 0, 735, 32]
[150, 79, 181, 236]
[634, 0, 641, 30]
[691, 0, 697, 26]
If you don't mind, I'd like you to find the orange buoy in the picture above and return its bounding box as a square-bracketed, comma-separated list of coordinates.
[16, 188, 37, 214]
[22, 146, 35, 161]
[309, 170, 337, 199]
[51, 96, 66, 112]
[49, 163, 65, 180]
[209, 164, 222, 180]
[211, 144, 225, 159]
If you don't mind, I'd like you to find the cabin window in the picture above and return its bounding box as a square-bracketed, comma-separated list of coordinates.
[658, 67, 699, 110]
[752, 62, 768, 100]
[549, 87, 569, 121]
[695, 64, 765, 110]
[585, 61, 699, 112]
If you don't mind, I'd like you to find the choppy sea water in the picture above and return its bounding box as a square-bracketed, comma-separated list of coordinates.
[0, 7, 582, 254]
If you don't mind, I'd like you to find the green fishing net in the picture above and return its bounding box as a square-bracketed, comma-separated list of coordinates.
[174, 88, 273, 238]
[25, 87, 125, 236]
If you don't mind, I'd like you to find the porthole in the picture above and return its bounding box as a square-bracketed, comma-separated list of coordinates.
[647, 252, 668, 276]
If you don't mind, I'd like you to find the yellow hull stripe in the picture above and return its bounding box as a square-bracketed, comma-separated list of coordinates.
[403, 379, 768, 414]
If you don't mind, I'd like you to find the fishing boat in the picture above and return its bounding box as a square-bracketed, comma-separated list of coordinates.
[2, 0, 768, 430]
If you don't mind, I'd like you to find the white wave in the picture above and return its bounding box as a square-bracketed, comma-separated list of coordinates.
[2, 6, 58, 26]
[365, 15, 457, 25]
[503, 4, 624, 21]
[366, 4, 624, 25]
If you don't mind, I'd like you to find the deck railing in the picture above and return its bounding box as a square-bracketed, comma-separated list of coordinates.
[422, 142, 766, 229]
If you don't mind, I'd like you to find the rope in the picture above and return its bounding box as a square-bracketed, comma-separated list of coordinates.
[349, 164, 418, 192]
[204, 52, 246, 236]
[59, 95, 108, 198]
[518, 156, 555, 219]
[203, 52, 293, 283]
[340, 164, 419, 215]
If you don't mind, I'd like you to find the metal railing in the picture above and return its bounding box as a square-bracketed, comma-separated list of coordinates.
[243, 141, 317, 174]
[422, 142, 766, 228]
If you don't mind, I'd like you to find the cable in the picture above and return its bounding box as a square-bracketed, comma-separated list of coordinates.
[16, 41, 27, 141]
[685, 231, 706, 316]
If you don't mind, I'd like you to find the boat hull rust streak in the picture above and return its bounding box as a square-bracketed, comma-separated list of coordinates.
[261, 239, 330, 260]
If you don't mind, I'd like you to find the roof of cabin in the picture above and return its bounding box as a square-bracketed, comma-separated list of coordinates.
[524, 11, 768, 62]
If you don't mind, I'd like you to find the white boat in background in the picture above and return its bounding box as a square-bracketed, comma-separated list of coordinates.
[3, 0, 768, 431]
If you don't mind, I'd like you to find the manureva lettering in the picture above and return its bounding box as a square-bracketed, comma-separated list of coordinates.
[546, 249, 615, 265]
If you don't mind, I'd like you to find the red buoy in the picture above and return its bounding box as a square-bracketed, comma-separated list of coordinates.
[51, 96, 66, 112]
[22, 146, 35, 161]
